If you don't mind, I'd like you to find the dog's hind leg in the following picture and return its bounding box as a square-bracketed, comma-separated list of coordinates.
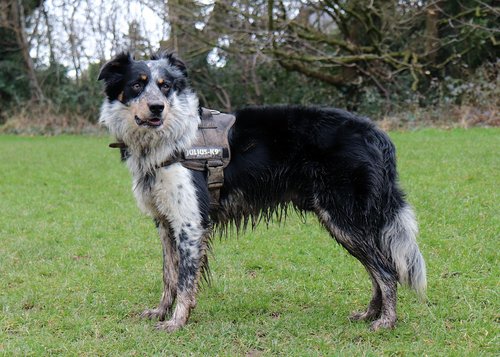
[368, 204, 427, 330]
[345, 254, 398, 329]
[349, 272, 382, 322]
[141, 219, 178, 321]
[315, 204, 399, 330]
[368, 272, 398, 331]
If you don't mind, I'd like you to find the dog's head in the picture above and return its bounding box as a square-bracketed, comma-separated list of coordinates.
[98, 51, 199, 150]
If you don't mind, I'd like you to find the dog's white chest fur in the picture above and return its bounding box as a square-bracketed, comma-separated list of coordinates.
[133, 163, 201, 236]
[133, 176, 156, 217]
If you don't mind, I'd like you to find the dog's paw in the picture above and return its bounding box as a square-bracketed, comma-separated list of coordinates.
[369, 316, 396, 331]
[140, 307, 167, 321]
[349, 309, 380, 321]
[155, 319, 183, 333]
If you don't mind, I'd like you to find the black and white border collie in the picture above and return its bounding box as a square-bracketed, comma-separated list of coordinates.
[98, 51, 426, 332]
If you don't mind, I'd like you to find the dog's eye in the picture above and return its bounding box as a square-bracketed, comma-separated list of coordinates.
[160, 83, 170, 91]
[131, 83, 143, 92]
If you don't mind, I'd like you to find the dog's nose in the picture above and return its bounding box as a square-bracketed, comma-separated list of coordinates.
[148, 102, 164, 115]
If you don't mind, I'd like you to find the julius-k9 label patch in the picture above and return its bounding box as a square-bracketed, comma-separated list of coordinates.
[184, 147, 224, 160]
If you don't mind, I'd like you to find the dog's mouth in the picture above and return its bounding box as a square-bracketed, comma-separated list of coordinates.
[135, 115, 163, 127]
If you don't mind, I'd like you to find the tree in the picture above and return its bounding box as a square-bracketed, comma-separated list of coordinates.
[0, 0, 44, 104]
[167, 0, 499, 110]
[125, 20, 152, 58]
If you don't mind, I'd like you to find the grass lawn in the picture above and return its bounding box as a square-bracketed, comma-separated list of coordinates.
[0, 128, 498, 355]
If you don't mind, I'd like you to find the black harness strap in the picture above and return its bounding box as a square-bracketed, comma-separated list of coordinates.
[108, 142, 128, 149]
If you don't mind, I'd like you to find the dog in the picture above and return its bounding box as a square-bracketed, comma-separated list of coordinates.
[98, 51, 426, 332]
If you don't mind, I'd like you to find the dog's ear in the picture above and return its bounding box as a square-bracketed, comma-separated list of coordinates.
[98, 52, 133, 99]
[151, 51, 188, 77]
[98, 52, 133, 82]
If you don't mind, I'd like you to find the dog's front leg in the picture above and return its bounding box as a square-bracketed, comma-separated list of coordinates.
[141, 219, 178, 321]
[151, 167, 210, 332]
[156, 226, 208, 332]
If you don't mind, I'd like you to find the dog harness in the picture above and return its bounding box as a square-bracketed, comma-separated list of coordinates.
[110, 108, 236, 207]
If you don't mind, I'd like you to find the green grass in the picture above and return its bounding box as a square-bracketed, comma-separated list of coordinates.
[0, 129, 499, 355]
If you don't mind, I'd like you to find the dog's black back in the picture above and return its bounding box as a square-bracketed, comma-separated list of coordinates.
[218, 106, 403, 232]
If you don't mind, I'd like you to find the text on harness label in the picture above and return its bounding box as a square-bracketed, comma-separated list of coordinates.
[184, 147, 223, 160]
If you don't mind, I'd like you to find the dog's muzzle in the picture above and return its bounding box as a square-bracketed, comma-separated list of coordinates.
[135, 115, 163, 127]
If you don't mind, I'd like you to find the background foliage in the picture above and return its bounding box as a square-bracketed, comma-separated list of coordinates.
[0, 0, 498, 132]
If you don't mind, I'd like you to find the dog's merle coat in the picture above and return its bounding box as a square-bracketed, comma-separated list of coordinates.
[98, 52, 426, 332]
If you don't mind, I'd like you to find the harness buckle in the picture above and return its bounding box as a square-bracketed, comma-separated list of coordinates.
[206, 160, 224, 190]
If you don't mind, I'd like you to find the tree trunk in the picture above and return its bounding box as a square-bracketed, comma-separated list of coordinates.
[166, 0, 200, 56]
[425, 1, 440, 62]
[11, 0, 44, 103]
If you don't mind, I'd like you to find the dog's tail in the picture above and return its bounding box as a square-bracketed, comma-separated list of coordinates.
[381, 205, 427, 300]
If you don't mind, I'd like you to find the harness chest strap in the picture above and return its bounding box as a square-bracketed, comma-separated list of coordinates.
[179, 108, 235, 206]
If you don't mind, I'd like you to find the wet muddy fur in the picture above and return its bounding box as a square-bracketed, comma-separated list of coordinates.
[98, 51, 426, 332]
